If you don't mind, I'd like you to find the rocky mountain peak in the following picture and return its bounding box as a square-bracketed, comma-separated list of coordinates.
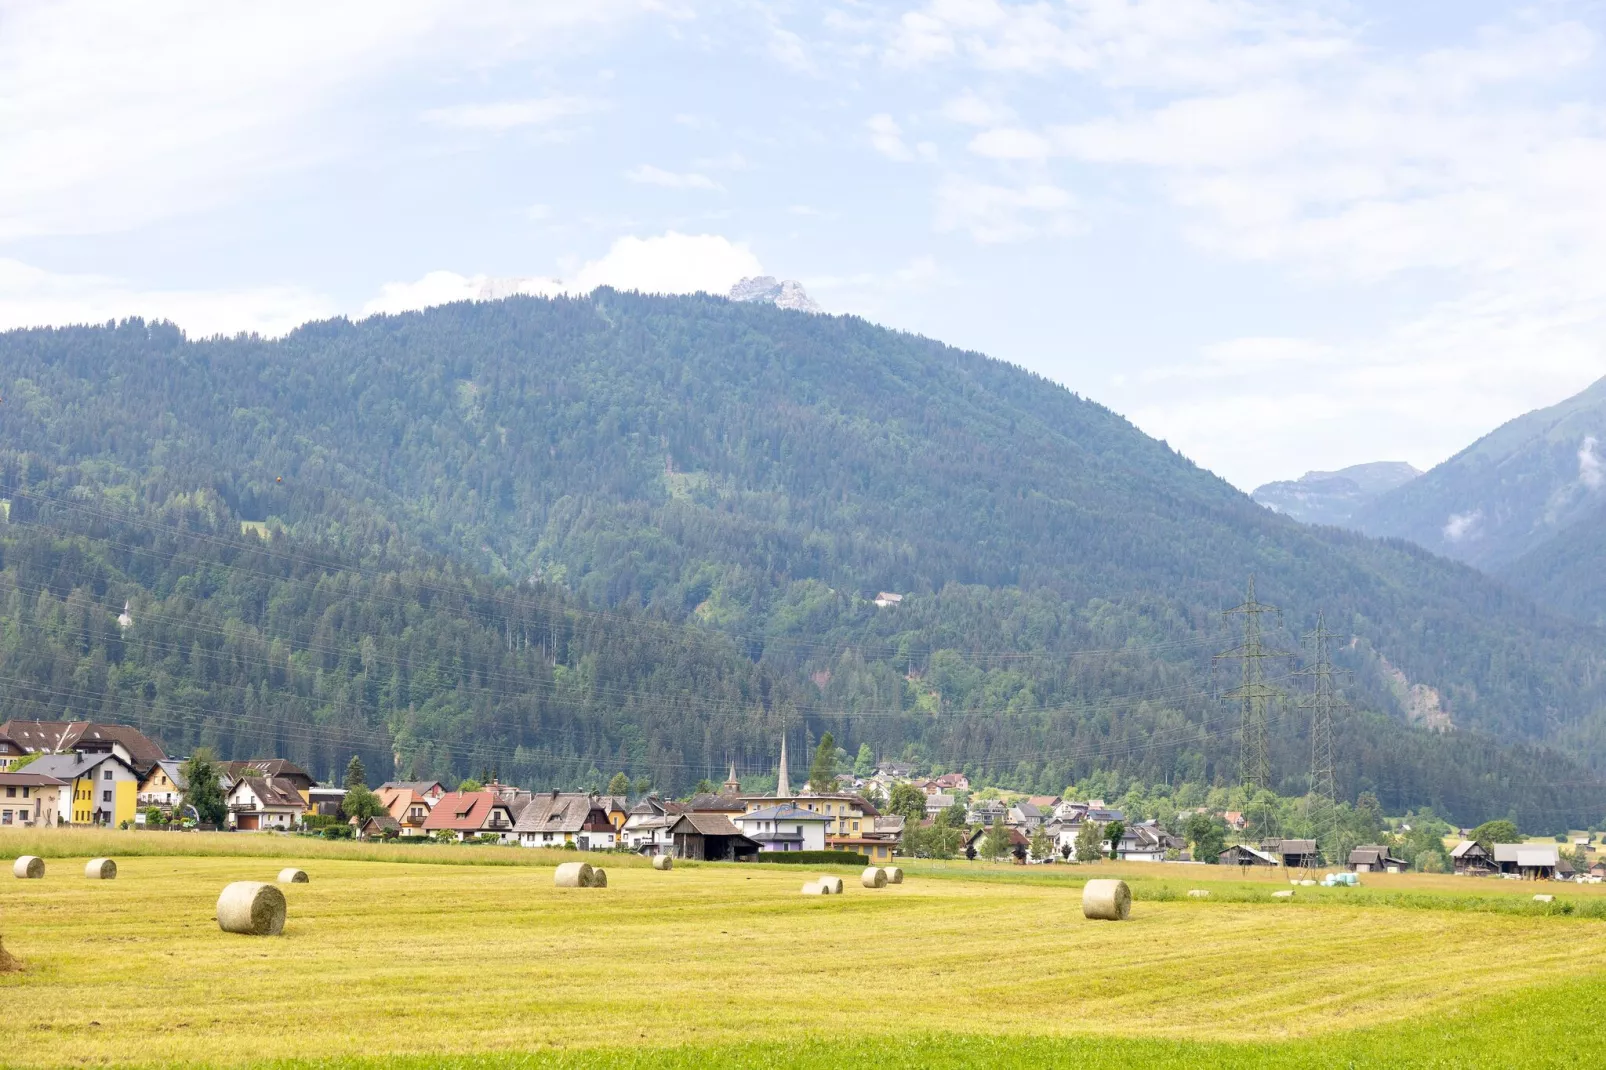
[728, 276, 821, 313]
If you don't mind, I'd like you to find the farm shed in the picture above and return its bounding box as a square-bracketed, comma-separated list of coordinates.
[1263, 838, 1320, 868]
[1219, 844, 1277, 867]
[668, 813, 760, 862]
[1493, 844, 1559, 880]
[1451, 840, 1496, 875]
[1347, 845, 1408, 872]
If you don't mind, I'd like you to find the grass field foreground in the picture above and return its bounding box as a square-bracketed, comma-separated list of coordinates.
[4, 845, 1606, 1068]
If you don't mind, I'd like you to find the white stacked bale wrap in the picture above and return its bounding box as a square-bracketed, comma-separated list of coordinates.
[1272, 890, 1295, 899]
[1187, 889, 1210, 899]
[1081, 878, 1131, 921]
[801, 881, 830, 895]
[278, 868, 309, 884]
[1533, 894, 1555, 903]
[881, 866, 904, 885]
[12, 856, 44, 879]
[861, 867, 888, 889]
[1298, 879, 1317, 887]
[652, 855, 673, 871]
[591, 868, 608, 888]
[554, 862, 593, 888]
[216, 882, 287, 936]
[84, 858, 117, 880]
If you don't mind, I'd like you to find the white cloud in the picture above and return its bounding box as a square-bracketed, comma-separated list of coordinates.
[1443, 510, 1483, 542]
[769, 27, 814, 73]
[421, 96, 598, 131]
[941, 91, 1013, 127]
[364, 232, 764, 318]
[625, 164, 724, 191]
[1581, 437, 1605, 491]
[0, 1, 653, 241]
[967, 126, 1053, 161]
[0, 258, 334, 338]
[867, 114, 916, 161]
[934, 177, 1076, 243]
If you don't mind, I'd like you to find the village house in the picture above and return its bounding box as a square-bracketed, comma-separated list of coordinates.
[1007, 801, 1045, 831]
[935, 772, 971, 792]
[0, 719, 167, 777]
[378, 780, 447, 804]
[137, 759, 191, 812]
[422, 790, 519, 843]
[223, 759, 315, 800]
[1118, 821, 1183, 862]
[378, 787, 434, 837]
[29, 751, 141, 826]
[306, 784, 347, 816]
[967, 799, 1008, 827]
[513, 791, 615, 850]
[668, 812, 760, 862]
[0, 771, 66, 827]
[924, 792, 956, 819]
[731, 804, 830, 852]
[622, 796, 683, 854]
[353, 814, 401, 840]
[226, 775, 308, 831]
[1347, 845, 1408, 872]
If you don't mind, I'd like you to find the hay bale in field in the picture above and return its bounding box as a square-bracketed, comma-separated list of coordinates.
[554, 862, 593, 888]
[216, 882, 287, 936]
[1298, 879, 1316, 886]
[12, 856, 43, 879]
[861, 867, 887, 889]
[591, 868, 607, 888]
[84, 858, 116, 880]
[1533, 894, 1555, 903]
[801, 881, 830, 895]
[277, 868, 309, 884]
[1187, 889, 1210, 899]
[1272, 890, 1294, 899]
[652, 854, 673, 871]
[817, 875, 844, 895]
[1081, 878, 1131, 921]
[0, 936, 19, 973]
[881, 866, 904, 884]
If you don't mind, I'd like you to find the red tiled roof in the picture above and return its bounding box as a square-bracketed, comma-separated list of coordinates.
[421, 790, 509, 831]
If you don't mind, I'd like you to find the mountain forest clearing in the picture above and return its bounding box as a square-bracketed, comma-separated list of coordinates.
[4, 833, 1606, 1068]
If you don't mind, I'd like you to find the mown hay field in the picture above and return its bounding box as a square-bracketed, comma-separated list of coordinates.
[4, 832, 1606, 1068]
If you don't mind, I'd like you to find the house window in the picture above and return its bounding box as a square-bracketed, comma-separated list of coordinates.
[4, 786, 13, 798]
[103, 790, 113, 802]
[104, 769, 113, 780]
[2, 811, 10, 824]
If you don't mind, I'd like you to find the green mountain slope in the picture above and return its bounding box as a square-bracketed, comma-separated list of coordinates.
[1353, 375, 1606, 570]
[1, 296, 1604, 824]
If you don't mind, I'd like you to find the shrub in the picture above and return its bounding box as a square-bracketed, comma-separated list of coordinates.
[758, 850, 870, 866]
[320, 824, 353, 840]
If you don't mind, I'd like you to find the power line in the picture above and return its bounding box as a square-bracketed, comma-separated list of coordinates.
[1296, 612, 1348, 864]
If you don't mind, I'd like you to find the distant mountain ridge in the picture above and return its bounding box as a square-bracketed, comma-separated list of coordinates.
[1252, 462, 1420, 526]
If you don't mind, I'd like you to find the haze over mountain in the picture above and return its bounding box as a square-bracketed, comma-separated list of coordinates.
[1252, 463, 1420, 527]
[1, 294, 1603, 825]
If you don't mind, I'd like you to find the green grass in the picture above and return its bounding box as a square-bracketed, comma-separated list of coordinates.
[4, 841, 1605, 1069]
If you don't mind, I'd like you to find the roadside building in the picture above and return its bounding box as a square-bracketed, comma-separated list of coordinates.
[0, 771, 67, 827]
[225, 775, 308, 831]
[732, 804, 830, 852]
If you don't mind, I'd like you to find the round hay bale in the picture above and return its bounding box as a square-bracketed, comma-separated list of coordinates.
[881, 866, 904, 885]
[816, 875, 844, 895]
[1082, 878, 1131, 921]
[861, 867, 888, 889]
[590, 868, 607, 888]
[554, 862, 593, 888]
[1187, 889, 1210, 899]
[216, 882, 287, 936]
[1533, 894, 1555, 903]
[84, 858, 117, 880]
[652, 854, 673, 871]
[801, 881, 828, 895]
[277, 868, 309, 884]
[1298, 879, 1317, 886]
[1271, 889, 1295, 899]
[12, 856, 43, 880]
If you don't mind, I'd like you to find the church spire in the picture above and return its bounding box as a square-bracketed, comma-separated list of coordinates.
[721, 760, 740, 795]
[776, 735, 790, 797]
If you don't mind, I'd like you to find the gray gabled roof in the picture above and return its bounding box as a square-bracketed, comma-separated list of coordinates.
[26, 751, 137, 780]
[512, 791, 605, 834]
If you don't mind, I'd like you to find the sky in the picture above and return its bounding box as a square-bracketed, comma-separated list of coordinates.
[2, 0, 1604, 491]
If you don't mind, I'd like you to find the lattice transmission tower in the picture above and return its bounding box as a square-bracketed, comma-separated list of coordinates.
[1215, 576, 1291, 837]
[1295, 613, 1349, 865]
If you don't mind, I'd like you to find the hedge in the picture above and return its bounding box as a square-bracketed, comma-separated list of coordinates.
[758, 850, 871, 866]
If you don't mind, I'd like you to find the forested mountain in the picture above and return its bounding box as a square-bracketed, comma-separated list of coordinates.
[1251, 462, 1419, 526]
[1, 296, 1604, 826]
[1353, 375, 1606, 573]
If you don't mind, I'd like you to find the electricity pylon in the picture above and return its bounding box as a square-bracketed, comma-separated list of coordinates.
[1216, 576, 1291, 838]
[1295, 613, 1349, 865]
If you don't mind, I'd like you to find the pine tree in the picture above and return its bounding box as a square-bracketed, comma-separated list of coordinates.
[345, 754, 367, 790]
[808, 731, 837, 791]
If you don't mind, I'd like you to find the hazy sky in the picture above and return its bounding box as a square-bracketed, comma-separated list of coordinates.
[3, 0, 1604, 490]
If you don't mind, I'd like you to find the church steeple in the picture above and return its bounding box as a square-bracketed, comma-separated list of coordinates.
[776, 736, 790, 797]
[721, 761, 740, 795]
